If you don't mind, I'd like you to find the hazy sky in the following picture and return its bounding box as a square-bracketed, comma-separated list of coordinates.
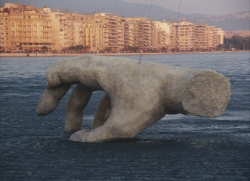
[123, 0, 250, 15]
[1, 0, 249, 16]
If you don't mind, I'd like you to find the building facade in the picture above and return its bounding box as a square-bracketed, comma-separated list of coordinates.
[170, 21, 224, 51]
[0, 4, 55, 52]
[0, 3, 224, 53]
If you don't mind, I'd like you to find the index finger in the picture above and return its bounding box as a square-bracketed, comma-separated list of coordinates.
[36, 84, 71, 116]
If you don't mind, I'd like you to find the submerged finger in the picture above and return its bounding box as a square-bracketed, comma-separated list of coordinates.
[65, 84, 93, 132]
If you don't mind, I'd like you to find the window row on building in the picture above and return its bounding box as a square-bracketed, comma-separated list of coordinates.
[0, 3, 224, 52]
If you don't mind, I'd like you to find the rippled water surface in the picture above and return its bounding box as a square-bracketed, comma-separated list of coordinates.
[0, 52, 249, 180]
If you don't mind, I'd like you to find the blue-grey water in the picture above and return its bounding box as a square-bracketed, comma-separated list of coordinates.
[0, 52, 249, 181]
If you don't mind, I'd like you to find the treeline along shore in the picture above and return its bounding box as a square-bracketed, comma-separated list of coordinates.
[0, 50, 249, 57]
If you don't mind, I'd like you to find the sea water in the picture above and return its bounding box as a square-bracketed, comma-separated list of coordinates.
[0, 52, 249, 180]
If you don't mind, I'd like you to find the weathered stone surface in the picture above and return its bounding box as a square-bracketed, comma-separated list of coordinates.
[36, 54, 231, 142]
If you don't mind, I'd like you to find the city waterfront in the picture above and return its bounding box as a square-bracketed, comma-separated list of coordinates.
[1, 3, 224, 54]
[0, 52, 249, 180]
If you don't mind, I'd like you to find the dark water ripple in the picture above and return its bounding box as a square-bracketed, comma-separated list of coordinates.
[0, 53, 250, 180]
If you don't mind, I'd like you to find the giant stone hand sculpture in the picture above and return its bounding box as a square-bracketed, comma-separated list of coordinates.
[36, 55, 231, 142]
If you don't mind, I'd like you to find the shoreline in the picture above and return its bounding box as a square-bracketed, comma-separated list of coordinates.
[0, 50, 249, 57]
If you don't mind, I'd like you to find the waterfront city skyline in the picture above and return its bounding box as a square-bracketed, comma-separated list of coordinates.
[1, 1, 249, 54]
[0, 3, 225, 53]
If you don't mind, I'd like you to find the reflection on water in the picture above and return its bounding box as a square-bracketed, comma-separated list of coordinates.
[0, 52, 249, 180]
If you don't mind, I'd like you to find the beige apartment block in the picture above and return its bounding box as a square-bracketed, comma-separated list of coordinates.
[206, 26, 214, 49]
[193, 26, 224, 50]
[122, 17, 152, 50]
[170, 21, 224, 51]
[66, 13, 86, 48]
[138, 18, 151, 50]
[122, 19, 131, 47]
[153, 21, 171, 49]
[140, 19, 151, 50]
[80, 13, 125, 52]
[192, 25, 223, 51]
[150, 22, 157, 48]
[0, 3, 55, 52]
[122, 17, 137, 47]
[52, 12, 66, 50]
[82, 22, 102, 52]
[213, 28, 224, 49]
[63, 16, 79, 48]
[170, 21, 193, 51]
[157, 30, 167, 49]
[151, 25, 167, 50]
[107, 14, 124, 52]
[0, 11, 9, 50]
[46, 11, 88, 51]
[193, 24, 209, 50]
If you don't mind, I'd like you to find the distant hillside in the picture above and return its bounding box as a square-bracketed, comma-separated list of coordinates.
[1, 0, 248, 31]
[185, 12, 250, 31]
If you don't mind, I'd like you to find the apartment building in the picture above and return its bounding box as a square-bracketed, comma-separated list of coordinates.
[170, 21, 224, 51]
[106, 14, 124, 52]
[213, 28, 224, 49]
[48, 11, 88, 51]
[0, 3, 54, 52]
[170, 21, 193, 51]
[82, 15, 107, 52]
[206, 26, 214, 49]
[153, 21, 171, 49]
[81, 13, 125, 52]
[140, 19, 151, 50]
[122, 19, 130, 47]
[122, 17, 152, 50]
[193, 24, 208, 50]
[122, 18, 137, 47]
[0, 10, 9, 49]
